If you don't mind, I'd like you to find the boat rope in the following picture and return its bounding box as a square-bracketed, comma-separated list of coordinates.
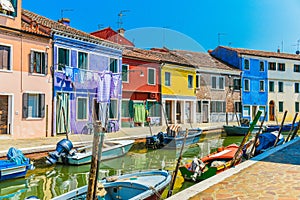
[149, 186, 162, 199]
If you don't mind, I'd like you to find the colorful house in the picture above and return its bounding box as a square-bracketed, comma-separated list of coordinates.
[211, 46, 300, 122]
[121, 47, 161, 127]
[22, 10, 123, 135]
[174, 50, 241, 123]
[0, 0, 53, 138]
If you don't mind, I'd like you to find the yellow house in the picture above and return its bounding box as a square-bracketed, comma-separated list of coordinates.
[0, 0, 53, 138]
[149, 48, 197, 125]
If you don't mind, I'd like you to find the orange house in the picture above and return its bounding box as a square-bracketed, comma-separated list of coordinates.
[0, 0, 53, 138]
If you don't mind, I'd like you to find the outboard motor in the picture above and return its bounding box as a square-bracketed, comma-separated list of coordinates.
[46, 139, 73, 165]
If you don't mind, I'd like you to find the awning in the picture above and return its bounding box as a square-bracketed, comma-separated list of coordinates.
[0, 0, 15, 12]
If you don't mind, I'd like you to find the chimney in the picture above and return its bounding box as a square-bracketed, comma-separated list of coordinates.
[58, 18, 70, 26]
[277, 47, 280, 53]
[118, 28, 125, 36]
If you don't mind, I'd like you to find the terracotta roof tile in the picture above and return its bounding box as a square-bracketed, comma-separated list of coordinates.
[219, 46, 300, 61]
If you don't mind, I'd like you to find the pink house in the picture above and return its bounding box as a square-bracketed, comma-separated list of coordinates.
[0, 0, 53, 138]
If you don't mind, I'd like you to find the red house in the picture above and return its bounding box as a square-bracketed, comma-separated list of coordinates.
[91, 27, 134, 46]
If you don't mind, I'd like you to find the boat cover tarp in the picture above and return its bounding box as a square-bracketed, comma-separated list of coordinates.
[7, 147, 29, 165]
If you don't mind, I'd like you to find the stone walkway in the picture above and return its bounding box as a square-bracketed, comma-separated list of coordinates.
[168, 137, 300, 200]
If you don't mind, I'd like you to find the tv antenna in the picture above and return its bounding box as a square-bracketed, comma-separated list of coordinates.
[292, 39, 300, 54]
[117, 10, 130, 29]
[218, 33, 226, 46]
[61, 9, 74, 19]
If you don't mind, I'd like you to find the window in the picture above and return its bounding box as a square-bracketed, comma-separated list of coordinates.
[0, 45, 11, 70]
[244, 79, 250, 91]
[269, 81, 275, 92]
[268, 62, 276, 70]
[121, 100, 130, 118]
[78, 52, 88, 70]
[295, 83, 300, 93]
[109, 99, 118, 119]
[243, 106, 250, 116]
[165, 72, 171, 86]
[234, 102, 242, 113]
[58, 47, 70, 71]
[278, 63, 285, 71]
[278, 101, 284, 112]
[211, 76, 225, 90]
[296, 102, 299, 113]
[122, 64, 129, 82]
[244, 59, 250, 70]
[259, 80, 265, 92]
[196, 101, 201, 113]
[259, 61, 265, 72]
[196, 74, 200, 88]
[22, 93, 45, 118]
[294, 64, 300, 72]
[210, 101, 226, 113]
[278, 82, 284, 92]
[147, 101, 160, 117]
[77, 97, 88, 120]
[0, 0, 17, 17]
[233, 78, 241, 90]
[259, 106, 266, 116]
[188, 75, 193, 88]
[148, 68, 155, 85]
[30, 50, 48, 75]
[109, 58, 118, 73]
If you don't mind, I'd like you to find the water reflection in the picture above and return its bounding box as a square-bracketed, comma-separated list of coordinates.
[0, 133, 244, 200]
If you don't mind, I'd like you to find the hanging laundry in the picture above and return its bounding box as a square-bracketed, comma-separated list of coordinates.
[111, 74, 121, 98]
[73, 67, 80, 83]
[97, 71, 112, 103]
[134, 104, 146, 123]
[64, 66, 73, 80]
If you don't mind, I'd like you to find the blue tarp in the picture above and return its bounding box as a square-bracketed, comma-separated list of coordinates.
[7, 147, 29, 165]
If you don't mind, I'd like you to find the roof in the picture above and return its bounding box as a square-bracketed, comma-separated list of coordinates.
[123, 47, 160, 62]
[173, 50, 240, 72]
[91, 27, 134, 47]
[217, 46, 300, 61]
[21, 9, 122, 50]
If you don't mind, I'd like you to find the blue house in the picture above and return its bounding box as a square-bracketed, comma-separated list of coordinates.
[22, 11, 123, 135]
[210, 46, 268, 121]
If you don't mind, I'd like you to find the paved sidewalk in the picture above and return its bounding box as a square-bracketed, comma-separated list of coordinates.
[0, 122, 224, 157]
[168, 137, 300, 200]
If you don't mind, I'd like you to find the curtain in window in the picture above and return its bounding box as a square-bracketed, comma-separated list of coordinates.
[0, 46, 10, 70]
[56, 93, 70, 134]
[134, 104, 146, 123]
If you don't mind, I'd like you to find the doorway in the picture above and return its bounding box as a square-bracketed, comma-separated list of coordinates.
[165, 101, 172, 124]
[202, 101, 209, 123]
[269, 101, 275, 121]
[0, 95, 10, 134]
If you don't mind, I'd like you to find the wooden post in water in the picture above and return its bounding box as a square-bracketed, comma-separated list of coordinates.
[249, 112, 267, 158]
[285, 113, 298, 143]
[290, 119, 300, 141]
[86, 121, 101, 200]
[167, 128, 188, 198]
[230, 111, 262, 167]
[226, 112, 228, 125]
[274, 110, 287, 147]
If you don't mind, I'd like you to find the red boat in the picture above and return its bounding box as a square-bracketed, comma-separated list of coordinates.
[180, 144, 240, 182]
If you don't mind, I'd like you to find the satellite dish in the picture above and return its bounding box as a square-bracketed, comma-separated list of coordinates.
[296, 50, 300, 55]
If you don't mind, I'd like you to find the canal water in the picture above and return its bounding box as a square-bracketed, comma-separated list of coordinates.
[0, 132, 244, 200]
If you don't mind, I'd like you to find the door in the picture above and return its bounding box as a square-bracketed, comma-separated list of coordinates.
[252, 106, 257, 121]
[202, 101, 209, 123]
[0, 95, 9, 134]
[165, 101, 172, 124]
[56, 93, 70, 134]
[176, 101, 181, 123]
[269, 101, 275, 121]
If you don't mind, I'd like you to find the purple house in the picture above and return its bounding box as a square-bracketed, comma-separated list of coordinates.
[22, 11, 123, 136]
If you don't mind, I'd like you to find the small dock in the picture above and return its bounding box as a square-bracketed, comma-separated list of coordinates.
[168, 137, 300, 200]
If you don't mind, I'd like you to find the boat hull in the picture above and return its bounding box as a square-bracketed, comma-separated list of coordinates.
[223, 125, 261, 136]
[58, 140, 134, 165]
[0, 161, 29, 181]
[52, 170, 172, 200]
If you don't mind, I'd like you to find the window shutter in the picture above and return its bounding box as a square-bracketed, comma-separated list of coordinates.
[22, 93, 28, 118]
[11, 0, 17, 17]
[39, 94, 45, 118]
[30, 50, 34, 73]
[44, 53, 48, 75]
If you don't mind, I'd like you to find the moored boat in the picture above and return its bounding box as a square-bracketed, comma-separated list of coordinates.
[264, 122, 299, 133]
[179, 144, 240, 182]
[46, 139, 134, 165]
[223, 125, 262, 136]
[146, 125, 202, 149]
[0, 147, 34, 181]
[52, 169, 171, 200]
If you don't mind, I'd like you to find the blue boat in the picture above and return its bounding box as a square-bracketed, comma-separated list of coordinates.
[51, 170, 171, 200]
[146, 125, 202, 149]
[46, 139, 135, 165]
[0, 147, 33, 181]
[265, 122, 299, 133]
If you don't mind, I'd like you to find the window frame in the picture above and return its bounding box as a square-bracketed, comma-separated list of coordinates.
[188, 74, 193, 89]
[278, 81, 284, 93]
[233, 78, 241, 90]
[109, 58, 118, 73]
[0, 44, 12, 71]
[165, 72, 171, 86]
[122, 64, 129, 83]
[278, 101, 284, 112]
[76, 97, 88, 121]
[244, 79, 250, 92]
[22, 93, 45, 119]
[109, 98, 119, 120]
[244, 59, 250, 70]
[295, 83, 300, 93]
[77, 51, 88, 70]
[294, 64, 300, 73]
[296, 102, 300, 113]
[277, 63, 285, 71]
[210, 101, 226, 113]
[0, 0, 17, 17]
[196, 74, 201, 89]
[268, 62, 276, 70]
[57, 47, 70, 71]
[211, 75, 225, 90]
[30, 50, 48, 75]
[259, 61, 265, 72]
[259, 80, 265, 92]
[148, 68, 156, 85]
[269, 81, 275, 92]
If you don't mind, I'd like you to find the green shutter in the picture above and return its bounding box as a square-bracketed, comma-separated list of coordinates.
[22, 93, 28, 118]
[44, 53, 48, 75]
[39, 94, 45, 118]
[30, 50, 34, 73]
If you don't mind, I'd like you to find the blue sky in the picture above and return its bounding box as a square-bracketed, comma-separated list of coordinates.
[23, 0, 300, 53]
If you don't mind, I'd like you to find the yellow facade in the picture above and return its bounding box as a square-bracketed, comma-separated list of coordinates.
[161, 64, 196, 96]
